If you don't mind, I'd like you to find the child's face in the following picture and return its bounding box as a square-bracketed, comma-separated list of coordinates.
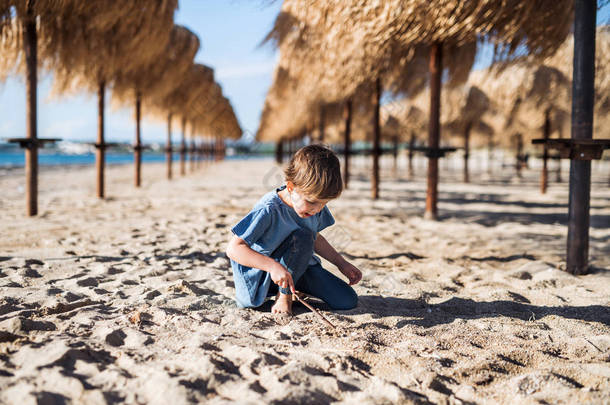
[288, 185, 330, 218]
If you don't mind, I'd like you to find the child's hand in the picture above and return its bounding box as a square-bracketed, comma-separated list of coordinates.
[269, 263, 295, 293]
[339, 261, 362, 285]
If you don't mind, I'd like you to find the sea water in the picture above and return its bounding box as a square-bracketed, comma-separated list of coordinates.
[0, 146, 270, 169]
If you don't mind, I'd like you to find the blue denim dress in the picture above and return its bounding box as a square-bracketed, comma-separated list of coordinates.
[230, 185, 335, 307]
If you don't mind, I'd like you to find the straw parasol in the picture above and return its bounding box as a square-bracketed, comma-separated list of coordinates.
[183, 86, 242, 166]
[136, 25, 200, 180]
[106, 0, 183, 187]
[37, 4, 188, 195]
[1, 0, 102, 215]
[152, 63, 215, 175]
[475, 26, 609, 192]
[262, 0, 572, 106]
[543, 25, 610, 139]
[260, 0, 574, 204]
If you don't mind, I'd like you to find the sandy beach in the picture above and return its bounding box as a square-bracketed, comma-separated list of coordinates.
[1, 156, 609, 404]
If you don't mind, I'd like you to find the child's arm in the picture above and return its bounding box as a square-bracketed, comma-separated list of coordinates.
[226, 235, 295, 293]
[314, 234, 362, 285]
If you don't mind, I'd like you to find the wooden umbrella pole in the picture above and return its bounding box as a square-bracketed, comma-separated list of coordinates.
[276, 139, 283, 164]
[425, 42, 442, 220]
[409, 132, 415, 179]
[392, 135, 399, 175]
[293, 293, 336, 329]
[217, 136, 222, 162]
[96, 80, 105, 198]
[24, 5, 37, 216]
[203, 138, 207, 166]
[134, 91, 142, 188]
[516, 133, 523, 178]
[195, 140, 200, 169]
[212, 137, 217, 162]
[567, 0, 596, 275]
[372, 77, 381, 200]
[202, 139, 206, 167]
[464, 121, 471, 183]
[487, 134, 493, 174]
[192, 141, 196, 170]
[190, 138, 196, 172]
[180, 118, 186, 176]
[210, 138, 214, 163]
[210, 137, 214, 162]
[343, 99, 352, 189]
[166, 113, 172, 179]
[541, 110, 550, 194]
[203, 138, 207, 164]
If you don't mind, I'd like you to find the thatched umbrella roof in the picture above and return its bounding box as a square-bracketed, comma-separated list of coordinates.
[257, 66, 312, 142]
[1, 0, 91, 82]
[202, 96, 242, 140]
[257, 68, 377, 143]
[441, 84, 493, 146]
[543, 25, 610, 139]
[44, 4, 183, 98]
[165, 73, 242, 140]
[152, 63, 215, 121]
[469, 63, 571, 149]
[462, 27, 609, 148]
[1, 1, 179, 88]
[378, 83, 495, 148]
[109, 1, 181, 104]
[257, 0, 573, 142]
[139, 25, 200, 106]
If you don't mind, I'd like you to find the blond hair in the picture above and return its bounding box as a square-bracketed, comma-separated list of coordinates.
[284, 144, 342, 200]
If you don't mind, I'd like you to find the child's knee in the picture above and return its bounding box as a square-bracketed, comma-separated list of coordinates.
[329, 285, 358, 310]
[234, 297, 254, 308]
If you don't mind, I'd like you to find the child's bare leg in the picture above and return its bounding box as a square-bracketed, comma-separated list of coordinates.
[271, 291, 292, 315]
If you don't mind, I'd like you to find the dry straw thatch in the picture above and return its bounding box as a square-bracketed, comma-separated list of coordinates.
[378, 85, 492, 149]
[44, 2, 180, 96]
[153, 64, 241, 140]
[543, 25, 610, 139]
[470, 26, 610, 148]
[1, 0, 89, 81]
[1, 1, 178, 86]
[258, 0, 575, 142]
[153, 63, 215, 121]
[387, 25, 609, 150]
[109, 0, 179, 105]
[189, 90, 242, 140]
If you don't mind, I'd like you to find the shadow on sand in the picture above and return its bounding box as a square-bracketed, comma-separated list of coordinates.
[306, 296, 610, 328]
[343, 185, 610, 229]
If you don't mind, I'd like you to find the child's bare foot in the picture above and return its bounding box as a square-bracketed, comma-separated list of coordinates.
[271, 291, 293, 316]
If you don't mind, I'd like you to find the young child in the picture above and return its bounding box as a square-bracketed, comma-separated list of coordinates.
[226, 144, 362, 315]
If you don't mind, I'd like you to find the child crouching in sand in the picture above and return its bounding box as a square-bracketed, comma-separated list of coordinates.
[226, 145, 362, 315]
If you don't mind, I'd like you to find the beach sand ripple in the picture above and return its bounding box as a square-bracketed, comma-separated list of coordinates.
[1, 158, 609, 404]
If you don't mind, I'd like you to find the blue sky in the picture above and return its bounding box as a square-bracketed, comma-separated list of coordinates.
[0, 2, 608, 144]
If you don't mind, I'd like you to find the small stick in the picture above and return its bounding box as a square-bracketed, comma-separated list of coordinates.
[294, 292, 336, 329]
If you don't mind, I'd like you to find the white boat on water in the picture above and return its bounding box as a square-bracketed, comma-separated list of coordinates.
[57, 141, 95, 155]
